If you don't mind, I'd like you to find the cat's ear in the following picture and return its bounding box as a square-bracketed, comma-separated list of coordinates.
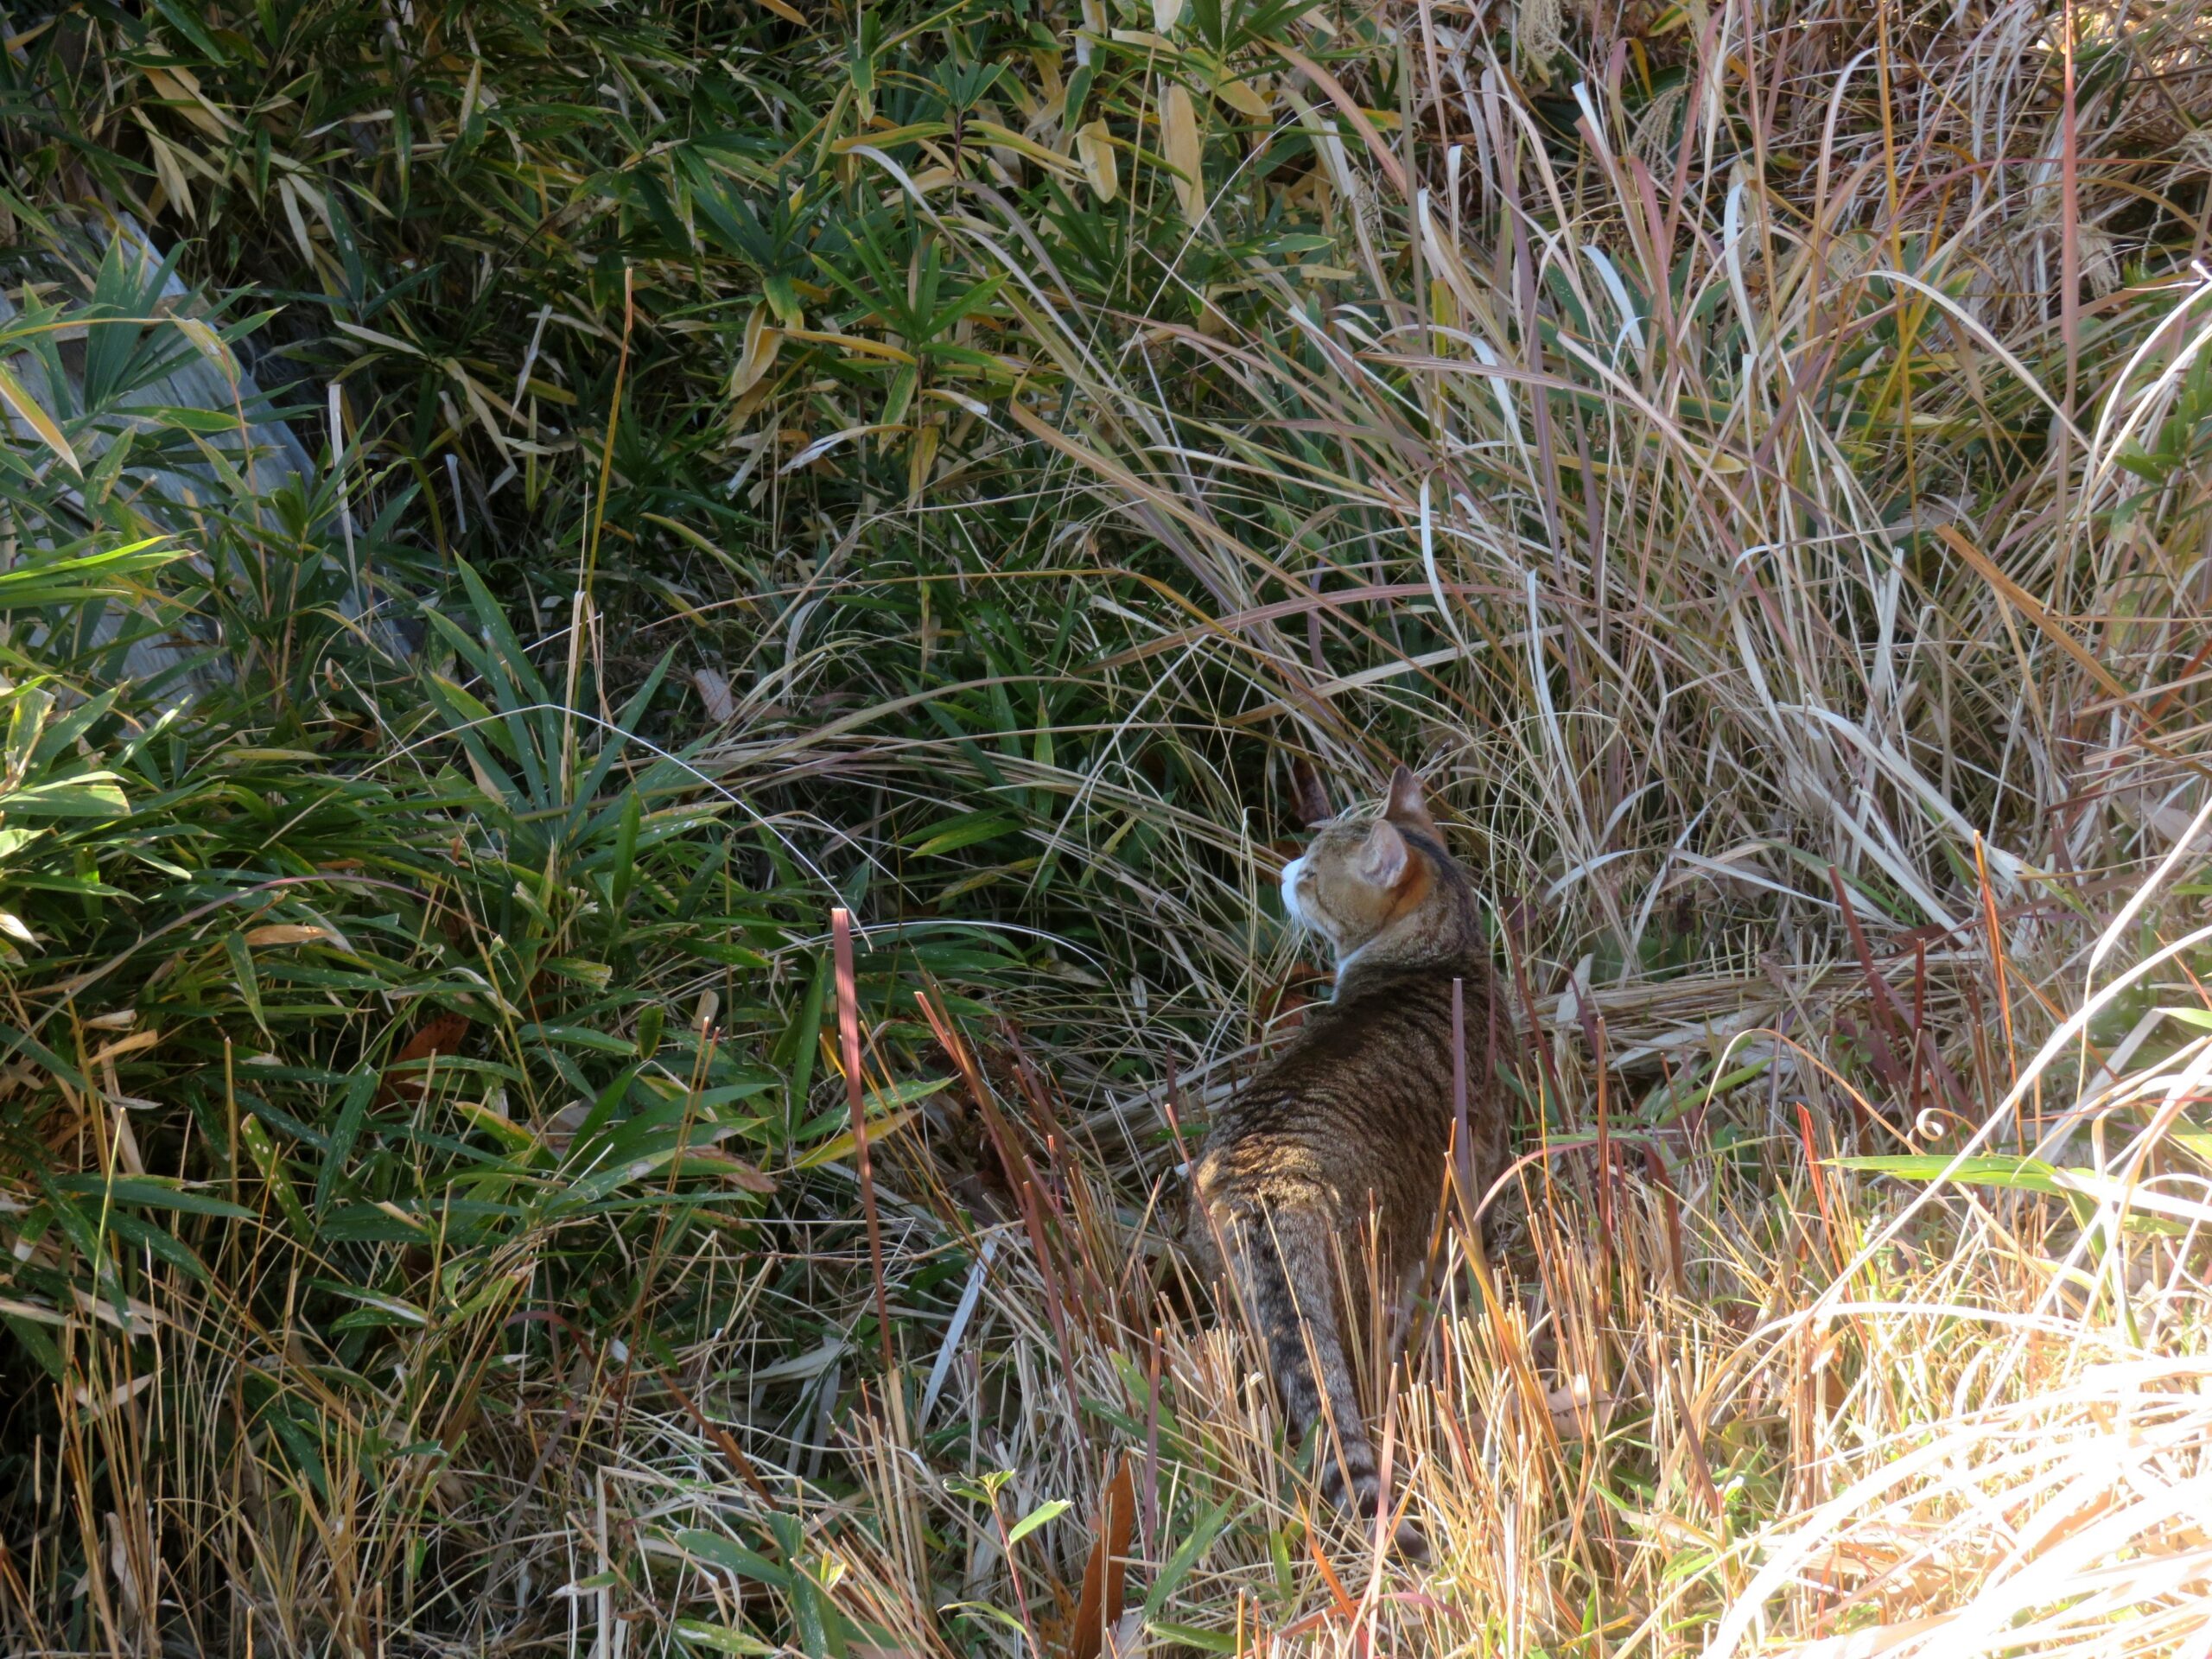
[1289, 754, 1334, 828]
[1382, 764, 1438, 838]
[1359, 819, 1409, 887]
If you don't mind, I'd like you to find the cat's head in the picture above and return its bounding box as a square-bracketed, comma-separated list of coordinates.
[1279, 765, 1456, 964]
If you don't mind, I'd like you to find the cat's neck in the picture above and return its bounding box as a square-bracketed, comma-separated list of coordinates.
[1327, 885, 1488, 1002]
[1330, 942, 1488, 1003]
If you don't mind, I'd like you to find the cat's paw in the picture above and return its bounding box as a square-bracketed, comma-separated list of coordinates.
[1357, 1491, 1429, 1564]
[1388, 1514, 1431, 1564]
[1326, 1467, 1430, 1564]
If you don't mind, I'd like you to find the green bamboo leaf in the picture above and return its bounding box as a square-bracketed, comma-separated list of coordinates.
[314, 1070, 378, 1217]
[675, 1530, 791, 1588]
[1146, 1624, 1243, 1653]
[53, 1175, 253, 1220]
[0, 776, 130, 817]
[238, 1116, 313, 1243]
[226, 932, 268, 1033]
[1003, 1497, 1070, 1548]
[518, 1023, 636, 1056]
[672, 1620, 778, 1656]
[908, 814, 1020, 857]
[1142, 1499, 1234, 1618]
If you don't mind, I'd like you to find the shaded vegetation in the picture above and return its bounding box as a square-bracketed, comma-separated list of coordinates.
[3, 0, 2212, 1653]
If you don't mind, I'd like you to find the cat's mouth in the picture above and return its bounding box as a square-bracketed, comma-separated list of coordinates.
[1278, 857, 1349, 953]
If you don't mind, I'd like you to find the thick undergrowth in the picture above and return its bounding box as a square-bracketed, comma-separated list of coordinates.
[3, 0, 2211, 1653]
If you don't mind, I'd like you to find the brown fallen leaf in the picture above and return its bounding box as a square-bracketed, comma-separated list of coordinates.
[1069, 1454, 1136, 1659]
[668, 1146, 778, 1194]
[1288, 754, 1332, 826]
[693, 665, 737, 724]
[375, 1012, 471, 1106]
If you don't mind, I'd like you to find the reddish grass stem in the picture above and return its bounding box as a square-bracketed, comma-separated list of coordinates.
[1451, 976, 1470, 1209]
[833, 907, 897, 1382]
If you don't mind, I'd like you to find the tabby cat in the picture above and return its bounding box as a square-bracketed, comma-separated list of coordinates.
[1184, 766, 1507, 1560]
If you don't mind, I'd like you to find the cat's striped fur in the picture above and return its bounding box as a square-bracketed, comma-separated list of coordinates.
[1185, 766, 1508, 1560]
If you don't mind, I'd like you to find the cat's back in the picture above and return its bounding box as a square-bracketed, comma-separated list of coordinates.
[1198, 957, 1503, 1211]
[1235, 963, 1477, 1135]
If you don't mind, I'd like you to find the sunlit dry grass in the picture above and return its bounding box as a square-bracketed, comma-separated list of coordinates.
[7, 0, 2212, 1655]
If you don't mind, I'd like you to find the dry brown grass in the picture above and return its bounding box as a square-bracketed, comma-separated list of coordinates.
[9, 0, 2212, 1654]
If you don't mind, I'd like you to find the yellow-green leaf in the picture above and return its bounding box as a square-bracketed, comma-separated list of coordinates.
[0, 359, 78, 475]
[1217, 75, 1272, 118]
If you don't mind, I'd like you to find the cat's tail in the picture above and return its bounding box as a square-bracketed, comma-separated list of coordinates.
[1229, 1206, 1428, 1562]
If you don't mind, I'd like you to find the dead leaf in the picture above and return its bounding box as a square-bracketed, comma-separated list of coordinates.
[906, 421, 940, 501]
[1288, 754, 1332, 826]
[376, 1013, 471, 1106]
[1160, 84, 1205, 225]
[0, 359, 79, 475]
[73, 1372, 156, 1416]
[1304, 1515, 1358, 1622]
[670, 1146, 778, 1194]
[538, 1101, 591, 1153]
[1274, 41, 1403, 194]
[244, 925, 329, 948]
[142, 62, 240, 136]
[694, 667, 737, 724]
[1217, 76, 1272, 119]
[1934, 524, 2131, 702]
[1069, 1456, 1136, 1659]
[88, 1028, 162, 1068]
[734, 305, 782, 395]
[1077, 119, 1118, 202]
